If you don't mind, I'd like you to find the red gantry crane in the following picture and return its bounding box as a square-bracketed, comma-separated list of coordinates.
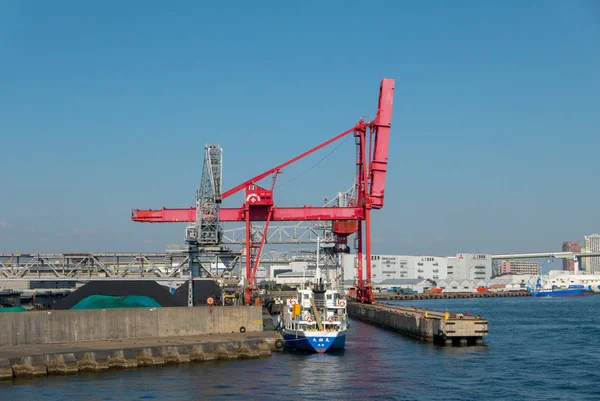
[132, 78, 395, 305]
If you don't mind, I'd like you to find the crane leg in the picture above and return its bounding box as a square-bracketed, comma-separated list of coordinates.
[244, 208, 253, 305]
[251, 207, 273, 284]
[364, 208, 374, 303]
[356, 220, 364, 302]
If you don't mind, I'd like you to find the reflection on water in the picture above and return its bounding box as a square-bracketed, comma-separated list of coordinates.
[2, 296, 600, 400]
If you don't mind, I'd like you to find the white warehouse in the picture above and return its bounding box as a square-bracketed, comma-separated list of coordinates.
[341, 254, 449, 283]
[447, 254, 493, 281]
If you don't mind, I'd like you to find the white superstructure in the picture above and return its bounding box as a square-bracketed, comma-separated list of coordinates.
[546, 271, 600, 292]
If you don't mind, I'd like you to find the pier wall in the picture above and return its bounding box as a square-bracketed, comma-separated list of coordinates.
[374, 291, 530, 301]
[0, 332, 283, 380]
[0, 306, 262, 346]
[348, 302, 488, 345]
[348, 303, 442, 341]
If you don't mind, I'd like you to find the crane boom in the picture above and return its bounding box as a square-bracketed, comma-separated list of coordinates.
[368, 78, 394, 209]
[221, 126, 356, 200]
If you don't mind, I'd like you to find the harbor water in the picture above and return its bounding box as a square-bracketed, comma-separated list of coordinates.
[2, 296, 599, 400]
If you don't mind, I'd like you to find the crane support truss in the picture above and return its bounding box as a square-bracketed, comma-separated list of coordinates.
[0, 252, 239, 280]
[222, 223, 336, 245]
[0, 253, 191, 280]
[6, 251, 599, 282]
[0, 250, 323, 280]
[195, 144, 223, 245]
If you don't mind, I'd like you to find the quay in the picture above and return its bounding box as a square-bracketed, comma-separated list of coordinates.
[348, 302, 488, 346]
[0, 306, 283, 380]
[374, 291, 531, 301]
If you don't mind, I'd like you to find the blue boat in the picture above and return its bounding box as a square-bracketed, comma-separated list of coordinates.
[281, 330, 347, 353]
[531, 278, 586, 297]
[279, 281, 348, 354]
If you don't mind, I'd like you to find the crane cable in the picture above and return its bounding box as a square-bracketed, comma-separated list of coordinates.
[275, 135, 351, 189]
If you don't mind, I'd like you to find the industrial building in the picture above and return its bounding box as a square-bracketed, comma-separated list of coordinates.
[447, 254, 493, 281]
[341, 254, 448, 283]
[584, 234, 600, 274]
[258, 260, 341, 288]
[272, 271, 315, 287]
[374, 278, 435, 293]
[499, 260, 538, 275]
[336, 253, 493, 284]
[257, 251, 493, 289]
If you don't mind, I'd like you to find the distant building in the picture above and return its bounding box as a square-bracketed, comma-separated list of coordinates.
[436, 279, 476, 292]
[411, 256, 447, 281]
[584, 234, 600, 274]
[377, 278, 435, 293]
[499, 260, 538, 275]
[255, 266, 269, 282]
[447, 253, 492, 280]
[269, 267, 293, 279]
[341, 254, 448, 283]
[562, 241, 581, 271]
[274, 271, 315, 287]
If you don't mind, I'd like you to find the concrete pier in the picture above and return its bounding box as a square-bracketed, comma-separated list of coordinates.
[0, 305, 284, 380]
[374, 291, 530, 301]
[348, 302, 488, 346]
[0, 306, 262, 346]
[0, 332, 282, 380]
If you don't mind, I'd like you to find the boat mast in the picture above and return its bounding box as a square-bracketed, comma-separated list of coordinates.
[316, 236, 321, 283]
[302, 264, 305, 291]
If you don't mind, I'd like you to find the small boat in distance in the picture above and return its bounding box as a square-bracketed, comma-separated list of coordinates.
[530, 257, 587, 297]
[531, 280, 586, 297]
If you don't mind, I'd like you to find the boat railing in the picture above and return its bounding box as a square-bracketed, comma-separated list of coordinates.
[291, 313, 345, 323]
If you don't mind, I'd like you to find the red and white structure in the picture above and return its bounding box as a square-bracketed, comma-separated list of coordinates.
[132, 78, 395, 304]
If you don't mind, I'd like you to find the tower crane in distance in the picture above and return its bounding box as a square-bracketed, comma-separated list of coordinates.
[132, 78, 395, 305]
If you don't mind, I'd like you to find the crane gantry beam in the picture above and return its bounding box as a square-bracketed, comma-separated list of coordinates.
[132, 206, 364, 222]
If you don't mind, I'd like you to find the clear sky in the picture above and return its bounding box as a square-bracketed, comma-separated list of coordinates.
[0, 1, 599, 256]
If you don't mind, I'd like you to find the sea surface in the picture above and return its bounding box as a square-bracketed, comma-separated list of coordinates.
[2, 296, 600, 401]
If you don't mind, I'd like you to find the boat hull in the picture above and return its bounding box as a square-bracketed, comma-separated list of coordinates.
[531, 288, 586, 297]
[281, 330, 346, 353]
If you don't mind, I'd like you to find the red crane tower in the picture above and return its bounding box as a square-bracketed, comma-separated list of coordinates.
[132, 78, 395, 304]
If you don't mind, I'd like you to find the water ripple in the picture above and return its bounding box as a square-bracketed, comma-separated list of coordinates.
[1, 296, 600, 400]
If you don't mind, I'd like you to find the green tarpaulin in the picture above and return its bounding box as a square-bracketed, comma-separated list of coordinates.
[70, 295, 162, 310]
[0, 306, 27, 312]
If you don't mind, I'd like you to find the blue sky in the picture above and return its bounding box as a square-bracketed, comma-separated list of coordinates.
[0, 1, 599, 256]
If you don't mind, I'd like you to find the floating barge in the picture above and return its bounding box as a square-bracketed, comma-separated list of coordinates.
[348, 302, 488, 346]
